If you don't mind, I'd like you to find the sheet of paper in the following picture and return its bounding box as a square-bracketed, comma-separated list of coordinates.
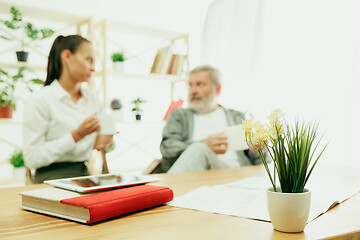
[170, 185, 270, 221]
[169, 177, 270, 221]
[169, 177, 359, 222]
[306, 181, 359, 220]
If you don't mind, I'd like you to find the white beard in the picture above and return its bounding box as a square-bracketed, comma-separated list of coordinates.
[188, 90, 218, 114]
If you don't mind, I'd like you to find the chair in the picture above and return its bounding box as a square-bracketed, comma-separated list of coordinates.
[25, 149, 109, 185]
[86, 149, 109, 175]
[142, 158, 162, 175]
[100, 150, 109, 174]
[25, 168, 34, 185]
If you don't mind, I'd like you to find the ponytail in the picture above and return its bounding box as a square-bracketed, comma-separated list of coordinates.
[45, 35, 63, 86]
[44, 35, 90, 86]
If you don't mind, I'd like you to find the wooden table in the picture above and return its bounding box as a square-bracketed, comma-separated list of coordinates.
[0, 164, 359, 240]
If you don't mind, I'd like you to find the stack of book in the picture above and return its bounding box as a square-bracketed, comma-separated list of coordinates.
[20, 184, 173, 224]
[150, 46, 185, 75]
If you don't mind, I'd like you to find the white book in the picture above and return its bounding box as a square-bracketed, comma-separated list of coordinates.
[20, 188, 90, 223]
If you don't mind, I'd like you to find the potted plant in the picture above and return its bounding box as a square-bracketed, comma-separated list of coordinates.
[9, 149, 26, 180]
[241, 109, 327, 233]
[0, 6, 55, 62]
[0, 67, 44, 118]
[111, 52, 126, 71]
[131, 97, 146, 121]
[110, 98, 123, 121]
[9, 149, 24, 168]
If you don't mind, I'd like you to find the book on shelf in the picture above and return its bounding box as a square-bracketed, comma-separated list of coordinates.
[166, 54, 185, 75]
[150, 53, 162, 74]
[160, 47, 174, 74]
[163, 99, 184, 120]
[166, 54, 177, 74]
[20, 185, 174, 224]
[150, 46, 172, 74]
[173, 54, 185, 75]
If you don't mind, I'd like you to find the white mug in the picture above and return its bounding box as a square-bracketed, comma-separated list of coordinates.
[97, 113, 116, 135]
[224, 125, 249, 151]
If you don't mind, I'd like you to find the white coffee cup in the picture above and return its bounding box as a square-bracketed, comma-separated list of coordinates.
[224, 125, 249, 151]
[97, 113, 116, 135]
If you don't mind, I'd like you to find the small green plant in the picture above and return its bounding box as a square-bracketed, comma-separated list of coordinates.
[0, 6, 55, 47]
[241, 109, 327, 193]
[131, 97, 146, 116]
[0, 67, 44, 108]
[111, 52, 126, 62]
[9, 149, 24, 168]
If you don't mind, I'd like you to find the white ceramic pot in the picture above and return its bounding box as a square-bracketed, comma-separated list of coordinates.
[113, 62, 124, 72]
[267, 187, 311, 233]
[112, 109, 123, 122]
[13, 167, 26, 180]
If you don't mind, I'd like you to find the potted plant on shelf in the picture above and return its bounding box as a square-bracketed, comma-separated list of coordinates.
[241, 109, 327, 233]
[110, 98, 123, 122]
[9, 149, 26, 180]
[131, 97, 146, 121]
[111, 52, 126, 72]
[0, 6, 55, 62]
[0, 67, 44, 118]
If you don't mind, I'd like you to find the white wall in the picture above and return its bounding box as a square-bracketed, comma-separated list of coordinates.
[201, 0, 360, 166]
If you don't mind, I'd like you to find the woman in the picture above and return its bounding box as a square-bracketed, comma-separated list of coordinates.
[23, 35, 113, 183]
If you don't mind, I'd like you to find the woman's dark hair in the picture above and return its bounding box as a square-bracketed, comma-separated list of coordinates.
[45, 35, 90, 86]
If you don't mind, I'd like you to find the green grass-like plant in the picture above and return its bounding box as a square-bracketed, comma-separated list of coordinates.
[242, 110, 327, 193]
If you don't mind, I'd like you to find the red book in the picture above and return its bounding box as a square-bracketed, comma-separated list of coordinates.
[163, 99, 184, 121]
[20, 185, 173, 223]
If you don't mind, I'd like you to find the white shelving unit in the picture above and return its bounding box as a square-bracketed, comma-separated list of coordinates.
[88, 19, 190, 172]
[0, 3, 189, 177]
[0, 61, 46, 71]
[91, 18, 190, 105]
[1, 2, 190, 105]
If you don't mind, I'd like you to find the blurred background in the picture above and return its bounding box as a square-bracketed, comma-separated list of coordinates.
[1, 0, 359, 186]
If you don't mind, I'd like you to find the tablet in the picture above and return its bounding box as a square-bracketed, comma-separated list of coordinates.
[44, 174, 161, 193]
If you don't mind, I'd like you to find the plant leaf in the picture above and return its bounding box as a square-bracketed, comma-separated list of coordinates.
[0, 35, 11, 40]
[29, 78, 44, 85]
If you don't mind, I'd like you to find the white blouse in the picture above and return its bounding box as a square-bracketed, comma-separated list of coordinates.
[23, 80, 104, 169]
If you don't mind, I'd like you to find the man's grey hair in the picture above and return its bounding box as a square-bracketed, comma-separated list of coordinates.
[190, 65, 222, 85]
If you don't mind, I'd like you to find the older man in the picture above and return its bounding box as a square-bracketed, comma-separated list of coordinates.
[158, 65, 261, 173]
